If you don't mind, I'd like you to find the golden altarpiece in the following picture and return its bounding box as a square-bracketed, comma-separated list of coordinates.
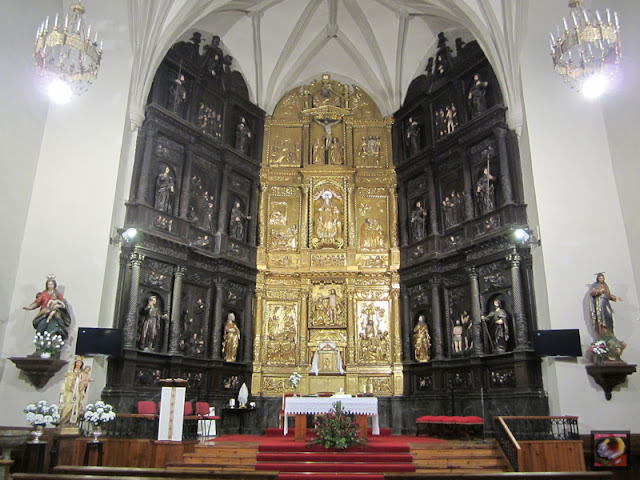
[252, 75, 402, 398]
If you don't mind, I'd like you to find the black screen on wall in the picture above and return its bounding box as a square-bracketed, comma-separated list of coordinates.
[75, 328, 123, 358]
[533, 329, 582, 357]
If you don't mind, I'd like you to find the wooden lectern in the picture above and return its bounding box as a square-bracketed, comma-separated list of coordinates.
[158, 379, 188, 441]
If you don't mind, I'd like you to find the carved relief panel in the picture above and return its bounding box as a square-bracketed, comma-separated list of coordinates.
[266, 186, 301, 251]
[355, 299, 390, 364]
[310, 181, 346, 249]
[263, 302, 298, 366]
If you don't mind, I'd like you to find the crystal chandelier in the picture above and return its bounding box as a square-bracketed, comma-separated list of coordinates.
[33, 2, 103, 104]
[549, 0, 621, 99]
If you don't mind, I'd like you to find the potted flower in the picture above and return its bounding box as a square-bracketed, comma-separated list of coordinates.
[33, 332, 64, 358]
[587, 340, 608, 365]
[24, 400, 60, 443]
[83, 401, 116, 442]
[310, 401, 367, 450]
[287, 372, 303, 395]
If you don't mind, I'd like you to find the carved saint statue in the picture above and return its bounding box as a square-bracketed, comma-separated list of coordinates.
[453, 319, 463, 353]
[590, 273, 622, 337]
[413, 315, 431, 362]
[138, 296, 167, 351]
[476, 167, 496, 214]
[59, 357, 93, 427]
[405, 117, 420, 156]
[235, 117, 252, 154]
[169, 74, 187, 115]
[410, 201, 427, 242]
[312, 137, 325, 164]
[23, 276, 72, 343]
[154, 166, 175, 213]
[329, 137, 344, 165]
[222, 312, 240, 362]
[315, 190, 341, 239]
[228, 201, 251, 241]
[468, 73, 489, 117]
[481, 299, 509, 352]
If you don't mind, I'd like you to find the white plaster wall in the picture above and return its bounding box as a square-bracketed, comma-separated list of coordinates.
[0, 0, 133, 426]
[0, 1, 51, 359]
[520, 0, 639, 432]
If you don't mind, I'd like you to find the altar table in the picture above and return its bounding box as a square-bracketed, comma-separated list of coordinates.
[284, 396, 379, 440]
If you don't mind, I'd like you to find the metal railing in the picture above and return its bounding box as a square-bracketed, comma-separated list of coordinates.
[79, 414, 199, 440]
[494, 416, 580, 471]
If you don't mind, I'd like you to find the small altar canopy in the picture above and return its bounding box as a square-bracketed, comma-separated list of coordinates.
[158, 378, 188, 441]
[310, 341, 344, 375]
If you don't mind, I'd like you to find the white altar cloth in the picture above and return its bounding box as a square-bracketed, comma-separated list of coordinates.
[283, 396, 379, 436]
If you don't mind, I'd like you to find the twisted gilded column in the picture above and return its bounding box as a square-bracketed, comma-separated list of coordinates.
[429, 276, 444, 360]
[507, 252, 530, 350]
[123, 251, 144, 349]
[168, 266, 185, 355]
[468, 267, 484, 355]
[391, 288, 402, 363]
[299, 286, 309, 365]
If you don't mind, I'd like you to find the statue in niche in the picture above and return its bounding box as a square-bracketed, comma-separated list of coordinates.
[202, 201, 215, 232]
[590, 273, 622, 337]
[413, 315, 431, 362]
[410, 200, 427, 242]
[481, 299, 510, 352]
[476, 167, 496, 215]
[329, 137, 344, 165]
[313, 137, 325, 164]
[312, 289, 342, 327]
[357, 135, 381, 165]
[312, 74, 343, 108]
[154, 166, 175, 213]
[359, 303, 386, 362]
[229, 201, 251, 241]
[24, 275, 72, 344]
[445, 104, 458, 134]
[315, 189, 342, 240]
[201, 35, 224, 78]
[461, 311, 473, 350]
[169, 74, 187, 116]
[360, 218, 384, 250]
[222, 312, 240, 362]
[138, 296, 168, 351]
[405, 117, 420, 156]
[468, 73, 489, 117]
[235, 117, 252, 154]
[180, 332, 204, 356]
[452, 319, 463, 353]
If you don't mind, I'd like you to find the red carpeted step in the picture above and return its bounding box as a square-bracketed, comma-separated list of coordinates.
[258, 443, 410, 453]
[256, 463, 415, 473]
[279, 475, 383, 480]
[257, 452, 413, 463]
[279, 474, 383, 480]
[265, 427, 392, 437]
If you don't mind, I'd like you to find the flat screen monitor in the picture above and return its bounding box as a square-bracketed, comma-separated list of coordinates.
[533, 329, 582, 357]
[75, 327, 123, 358]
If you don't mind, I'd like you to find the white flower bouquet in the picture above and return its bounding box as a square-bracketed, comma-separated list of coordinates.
[287, 372, 303, 392]
[34, 332, 64, 356]
[24, 400, 60, 426]
[83, 400, 116, 426]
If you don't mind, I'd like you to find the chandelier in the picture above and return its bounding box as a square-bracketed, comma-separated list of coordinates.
[34, 2, 103, 104]
[549, 0, 621, 99]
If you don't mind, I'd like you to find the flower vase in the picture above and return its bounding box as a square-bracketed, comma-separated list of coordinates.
[30, 424, 44, 443]
[91, 425, 102, 443]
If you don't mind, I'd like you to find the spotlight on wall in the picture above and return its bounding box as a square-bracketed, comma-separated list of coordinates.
[110, 227, 138, 246]
[513, 227, 541, 247]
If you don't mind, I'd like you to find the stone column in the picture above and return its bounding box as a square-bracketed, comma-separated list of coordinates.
[211, 281, 225, 359]
[462, 149, 474, 220]
[398, 183, 409, 247]
[430, 276, 444, 360]
[468, 267, 484, 355]
[123, 251, 144, 349]
[388, 184, 399, 248]
[247, 181, 259, 245]
[216, 165, 231, 235]
[401, 290, 412, 362]
[426, 167, 439, 235]
[243, 289, 254, 362]
[507, 252, 530, 350]
[494, 128, 513, 204]
[168, 266, 185, 355]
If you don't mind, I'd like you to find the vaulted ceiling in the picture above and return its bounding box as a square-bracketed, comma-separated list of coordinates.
[128, 0, 526, 126]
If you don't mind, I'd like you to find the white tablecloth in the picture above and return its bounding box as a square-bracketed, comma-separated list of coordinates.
[283, 396, 379, 435]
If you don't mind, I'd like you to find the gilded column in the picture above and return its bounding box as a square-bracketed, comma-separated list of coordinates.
[301, 183, 310, 248]
[388, 183, 399, 248]
[495, 128, 513, 204]
[347, 183, 356, 247]
[391, 287, 402, 363]
[468, 267, 484, 355]
[123, 251, 144, 349]
[258, 182, 268, 247]
[429, 276, 444, 360]
[212, 281, 225, 359]
[168, 266, 186, 354]
[253, 287, 265, 364]
[299, 286, 309, 365]
[507, 251, 530, 350]
[346, 287, 356, 364]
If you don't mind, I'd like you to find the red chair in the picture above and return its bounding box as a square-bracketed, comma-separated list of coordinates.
[195, 402, 220, 438]
[137, 401, 157, 416]
[184, 401, 194, 416]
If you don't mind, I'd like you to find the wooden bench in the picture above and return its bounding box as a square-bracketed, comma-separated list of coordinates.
[16, 469, 278, 480]
[416, 415, 484, 440]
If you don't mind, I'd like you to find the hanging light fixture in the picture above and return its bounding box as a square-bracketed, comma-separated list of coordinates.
[33, 2, 103, 104]
[549, 0, 621, 99]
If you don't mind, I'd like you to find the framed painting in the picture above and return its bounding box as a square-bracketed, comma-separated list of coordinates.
[592, 430, 630, 468]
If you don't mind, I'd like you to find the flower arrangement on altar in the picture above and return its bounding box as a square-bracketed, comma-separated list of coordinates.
[24, 400, 60, 426]
[83, 401, 116, 426]
[33, 332, 64, 358]
[588, 335, 627, 365]
[287, 372, 302, 393]
[310, 401, 367, 450]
